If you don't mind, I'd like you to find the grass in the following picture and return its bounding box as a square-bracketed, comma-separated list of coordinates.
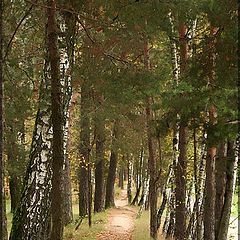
[6, 198, 108, 240]
[133, 210, 153, 240]
[64, 204, 109, 240]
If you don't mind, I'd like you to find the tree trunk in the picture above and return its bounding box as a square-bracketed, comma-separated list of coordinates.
[144, 39, 158, 239]
[9, 176, 21, 213]
[94, 116, 105, 213]
[175, 124, 187, 240]
[131, 183, 141, 206]
[215, 142, 227, 237]
[61, 9, 76, 225]
[10, 61, 53, 240]
[47, 0, 64, 238]
[146, 102, 158, 239]
[127, 154, 132, 204]
[218, 141, 237, 240]
[10, 4, 74, 239]
[0, 0, 6, 237]
[105, 121, 119, 209]
[204, 141, 217, 240]
[175, 21, 188, 240]
[78, 80, 90, 217]
[118, 167, 124, 190]
[204, 26, 218, 240]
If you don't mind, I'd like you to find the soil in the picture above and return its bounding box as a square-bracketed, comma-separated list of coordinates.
[97, 189, 136, 240]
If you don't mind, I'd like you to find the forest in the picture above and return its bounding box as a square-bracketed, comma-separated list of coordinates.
[0, 0, 238, 240]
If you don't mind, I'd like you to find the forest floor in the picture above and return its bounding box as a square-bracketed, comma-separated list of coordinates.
[96, 189, 137, 240]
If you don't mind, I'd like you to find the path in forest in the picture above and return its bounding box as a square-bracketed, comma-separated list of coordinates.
[97, 189, 137, 240]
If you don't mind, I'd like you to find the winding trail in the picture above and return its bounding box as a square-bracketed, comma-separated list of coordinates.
[97, 189, 136, 240]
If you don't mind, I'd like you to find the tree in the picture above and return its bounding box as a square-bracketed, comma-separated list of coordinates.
[105, 121, 119, 209]
[47, 0, 65, 238]
[0, 0, 6, 238]
[94, 94, 105, 213]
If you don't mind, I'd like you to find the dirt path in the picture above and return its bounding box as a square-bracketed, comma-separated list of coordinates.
[97, 189, 136, 240]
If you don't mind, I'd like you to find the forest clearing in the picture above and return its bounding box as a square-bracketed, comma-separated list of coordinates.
[0, 0, 238, 240]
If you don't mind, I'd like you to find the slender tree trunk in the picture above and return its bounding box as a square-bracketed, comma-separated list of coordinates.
[118, 167, 124, 190]
[94, 115, 105, 213]
[127, 154, 132, 204]
[218, 141, 237, 240]
[78, 80, 90, 217]
[0, 0, 6, 238]
[9, 175, 21, 213]
[47, 0, 64, 238]
[204, 26, 218, 240]
[61, 6, 76, 225]
[105, 121, 119, 209]
[193, 127, 205, 240]
[175, 124, 187, 240]
[215, 142, 227, 237]
[157, 165, 172, 230]
[144, 40, 158, 239]
[146, 102, 158, 239]
[175, 22, 188, 240]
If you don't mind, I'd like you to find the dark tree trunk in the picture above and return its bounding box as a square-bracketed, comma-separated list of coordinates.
[144, 39, 158, 239]
[94, 117, 105, 213]
[0, 0, 6, 238]
[146, 102, 158, 239]
[47, 0, 64, 238]
[175, 124, 187, 240]
[118, 167, 124, 190]
[131, 183, 141, 206]
[105, 122, 119, 209]
[218, 141, 237, 240]
[215, 142, 227, 237]
[9, 176, 21, 213]
[204, 26, 218, 240]
[6, 137, 22, 214]
[204, 141, 216, 240]
[78, 80, 90, 217]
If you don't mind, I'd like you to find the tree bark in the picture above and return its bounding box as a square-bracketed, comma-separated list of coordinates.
[78, 80, 90, 217]
[105, 121, 119, 209]
[118, 167, 124, 190]
[215, 142, 227, 237]
[10, 3, 74, 239]
[0, 0, 6, 238]
[144, 38, 158, 239]
[218, 141, 237, 240]
[204, 26, 218, 240]
[94, 109, 105, 212]
[47, 0, 65, 238]
[10, 60, 53, 240]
